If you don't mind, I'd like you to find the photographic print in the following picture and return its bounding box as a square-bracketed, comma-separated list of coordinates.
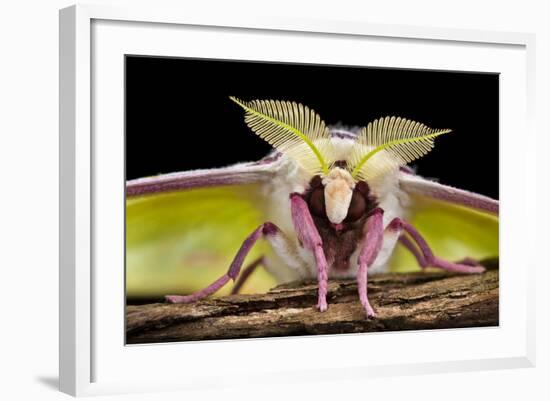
[125, 56, 499, 344]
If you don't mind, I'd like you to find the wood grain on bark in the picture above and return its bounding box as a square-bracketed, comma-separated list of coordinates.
[126, 259, 498, 344]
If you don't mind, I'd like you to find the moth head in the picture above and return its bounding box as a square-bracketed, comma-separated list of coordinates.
[230, 97, 451, 211]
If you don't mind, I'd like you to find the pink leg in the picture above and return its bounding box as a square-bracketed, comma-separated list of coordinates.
[357, 208, 385, 318]
[399, 235, 428, 269]
[290, 194, 329, 312]
[230, 256, 264, 295]
[165, 223, 277, 303]
[455, 257, 483, 266]
[400, 234, 482, 269]
[401, 220, 485, 274]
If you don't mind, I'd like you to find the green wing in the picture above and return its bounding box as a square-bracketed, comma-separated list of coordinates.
[126, 162, 279, 300]
[390, 172, 499, 272]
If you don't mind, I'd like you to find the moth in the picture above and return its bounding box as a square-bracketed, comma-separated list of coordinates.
[126, 97, 499, 318]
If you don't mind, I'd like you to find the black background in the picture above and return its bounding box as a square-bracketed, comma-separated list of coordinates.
[126, 56, 499, 199]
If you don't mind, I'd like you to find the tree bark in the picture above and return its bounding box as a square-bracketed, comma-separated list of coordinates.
[126, 259, 498, 344]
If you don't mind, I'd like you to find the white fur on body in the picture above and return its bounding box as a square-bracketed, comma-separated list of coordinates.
[258, 132, 411, 283]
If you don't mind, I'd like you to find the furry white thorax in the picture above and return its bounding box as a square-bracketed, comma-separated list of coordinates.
[330, 135, 356, 160]
[259, 132, 410, 282]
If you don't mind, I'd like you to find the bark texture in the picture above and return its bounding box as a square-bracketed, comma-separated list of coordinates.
[126, 259, 498, 344]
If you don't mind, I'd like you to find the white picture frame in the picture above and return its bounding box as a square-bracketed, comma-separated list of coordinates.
[59, 3, 536, 397]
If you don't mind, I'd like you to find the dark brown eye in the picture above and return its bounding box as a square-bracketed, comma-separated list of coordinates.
[308, 187, 326, 217]
[345, 190, 367, 222]
[309, 175, 323, 189]
[355, 181, 370, 197]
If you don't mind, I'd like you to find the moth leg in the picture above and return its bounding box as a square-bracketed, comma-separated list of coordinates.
[400, 235, 482, 269]
[230, 256, 264, 295]
[401, 220, 485, 274]
[290, 193, 329, 312]
[357, 208, 386, 318]
[165, 223, 278, 303]
[398, 235, 428, 269]
[455, 257, 483, 266]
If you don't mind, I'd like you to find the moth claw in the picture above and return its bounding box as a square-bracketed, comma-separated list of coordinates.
[165, 295, 190, 304]
[361, 300, 376, 318]
[165, 295, 180, 303]
[455, 258, 486, 273]
[470, 266, 486, 274]
[364, 306, 376, 319]
[317, 299, 328, 312]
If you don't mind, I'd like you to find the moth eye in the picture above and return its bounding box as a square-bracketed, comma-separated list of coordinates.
[309, 175, 323, 189]
[308, 187, 326, 217]
[345, 190, 367, 222]
[355, 181, 370, 197]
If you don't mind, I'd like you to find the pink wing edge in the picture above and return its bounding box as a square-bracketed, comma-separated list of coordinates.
[126, 155, 282, 197]
[398, 170, 499, 216]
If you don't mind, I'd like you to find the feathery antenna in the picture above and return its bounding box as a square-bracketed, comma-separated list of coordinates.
[230, 97, 333, 175]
